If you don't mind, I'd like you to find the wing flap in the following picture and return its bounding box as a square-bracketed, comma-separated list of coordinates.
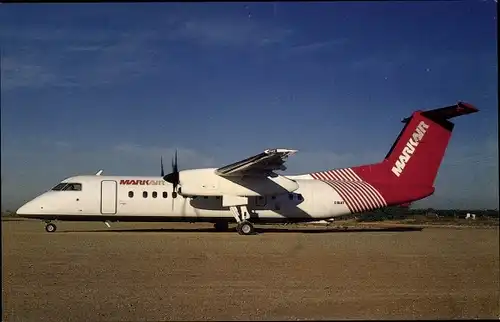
[215, 149, 298, 177]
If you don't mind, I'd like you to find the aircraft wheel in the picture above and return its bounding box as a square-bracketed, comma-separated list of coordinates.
[237, 221, 254, 235]
[45, 223, 57, 233]
[214, 221, 229, 232]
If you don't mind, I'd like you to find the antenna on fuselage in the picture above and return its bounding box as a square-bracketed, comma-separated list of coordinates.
[95, 170, 103, 176]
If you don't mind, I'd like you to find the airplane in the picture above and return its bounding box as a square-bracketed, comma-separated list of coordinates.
[15, 102, 478, 235]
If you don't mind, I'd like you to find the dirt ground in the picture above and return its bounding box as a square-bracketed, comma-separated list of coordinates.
[2, 219, 499, 321]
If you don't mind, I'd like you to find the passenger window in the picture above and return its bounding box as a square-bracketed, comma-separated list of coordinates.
[143, 191, 148, 198]
[298, 194, 303, 201]
[172, 192, 177, 198]
[163, 192, 168, 198]
[152, 191, 157, 198]
[63, 183, 82, 191]
[128, 191, 134, 198]
[289, 194, 294, 200]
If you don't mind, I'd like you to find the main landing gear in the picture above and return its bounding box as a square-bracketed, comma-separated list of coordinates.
[230, 205, 255, 235]
[45, 222, 57, 233]
[236, 221, 254, 235]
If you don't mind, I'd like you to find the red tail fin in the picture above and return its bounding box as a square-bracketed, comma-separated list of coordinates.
[311, 102, 479, 208]
[382, 101, 478, 187]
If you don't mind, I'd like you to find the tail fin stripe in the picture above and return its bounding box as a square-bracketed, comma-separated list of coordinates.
[333, 170, 350, 181]
[329, 181, 360, 212]
[313, 168, 388, 208]
[346, 168, 362, 181]
[345, 168, 388, 206]
[334, 170, 349, 180]
[349, 181, 380, 211]
[323, 181, 355, 213]
[311, 172, 324, 180]
[332, 181, 366, 213]
[317, 172, 330, 181]
[327, 170, 343, 180]
[322, 171, 332, 179]
[340, 169, 357, 181]
[329, 170, 344, 180]
[330, 170, 344, 180]
[324, 179, 387, 213]
[334, 170, 349, 181]
[331, 181, 366, 213]
[313, 171, 324, 179]
[351, 181, 381, 209]
[335, 181, 370, 212]
[345, 181, 375, 211]
[357, 181, 387, 207]
[323, 171, 337, 181]
[321, 172, 333, 181]
[314, 172, 384, 212]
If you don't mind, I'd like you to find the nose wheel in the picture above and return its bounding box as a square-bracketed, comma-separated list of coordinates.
[45, 223, 57, 233]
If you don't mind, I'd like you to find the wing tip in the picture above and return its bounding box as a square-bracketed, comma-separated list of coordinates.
[264, 148, 298, 155]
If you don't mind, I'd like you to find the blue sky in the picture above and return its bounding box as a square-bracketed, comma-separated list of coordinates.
[1, 1, 497, 211]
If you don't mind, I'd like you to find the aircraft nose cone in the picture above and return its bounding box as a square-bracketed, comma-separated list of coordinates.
[16, 204, 28, 216]
[16, 201, 38, 216]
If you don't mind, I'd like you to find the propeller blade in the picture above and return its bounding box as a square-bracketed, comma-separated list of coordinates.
[173, 149, 178, 173]
[160, 150, 180, 211]
[161, 156, 165, 177]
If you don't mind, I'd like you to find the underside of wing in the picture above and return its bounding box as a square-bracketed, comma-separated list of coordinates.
[215, 149, 298, 177]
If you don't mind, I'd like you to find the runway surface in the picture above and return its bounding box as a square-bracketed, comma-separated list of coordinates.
[2, 219, 499, 321]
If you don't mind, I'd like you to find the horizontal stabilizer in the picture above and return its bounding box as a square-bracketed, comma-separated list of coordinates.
[402, 101, 479, 123]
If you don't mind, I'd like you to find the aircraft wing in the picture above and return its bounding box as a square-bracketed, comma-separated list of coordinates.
[215, 149, 298, 177]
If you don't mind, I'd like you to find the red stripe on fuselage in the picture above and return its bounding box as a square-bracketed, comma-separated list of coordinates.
[310, 168, 389, 213]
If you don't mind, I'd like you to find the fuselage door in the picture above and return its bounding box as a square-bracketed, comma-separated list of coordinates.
[100, 180, 117, 215]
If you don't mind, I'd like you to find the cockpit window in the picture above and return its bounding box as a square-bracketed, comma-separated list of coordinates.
[51, 183, 67, 191]
[63, 183, 82, 191]
[51, 183, 82, 191]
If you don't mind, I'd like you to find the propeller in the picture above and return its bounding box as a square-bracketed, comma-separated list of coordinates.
[163, 151, 179, 190]
[163, 150, 180, 209]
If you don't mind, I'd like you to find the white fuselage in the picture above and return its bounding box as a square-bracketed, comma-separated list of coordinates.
[16, 174, 352, 223]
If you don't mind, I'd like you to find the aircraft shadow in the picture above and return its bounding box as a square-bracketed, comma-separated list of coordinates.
[60, 226, 424, 234]
[1, 218, 27, 222]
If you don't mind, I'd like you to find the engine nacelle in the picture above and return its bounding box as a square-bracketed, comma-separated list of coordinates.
[178, 168, 298, 196]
